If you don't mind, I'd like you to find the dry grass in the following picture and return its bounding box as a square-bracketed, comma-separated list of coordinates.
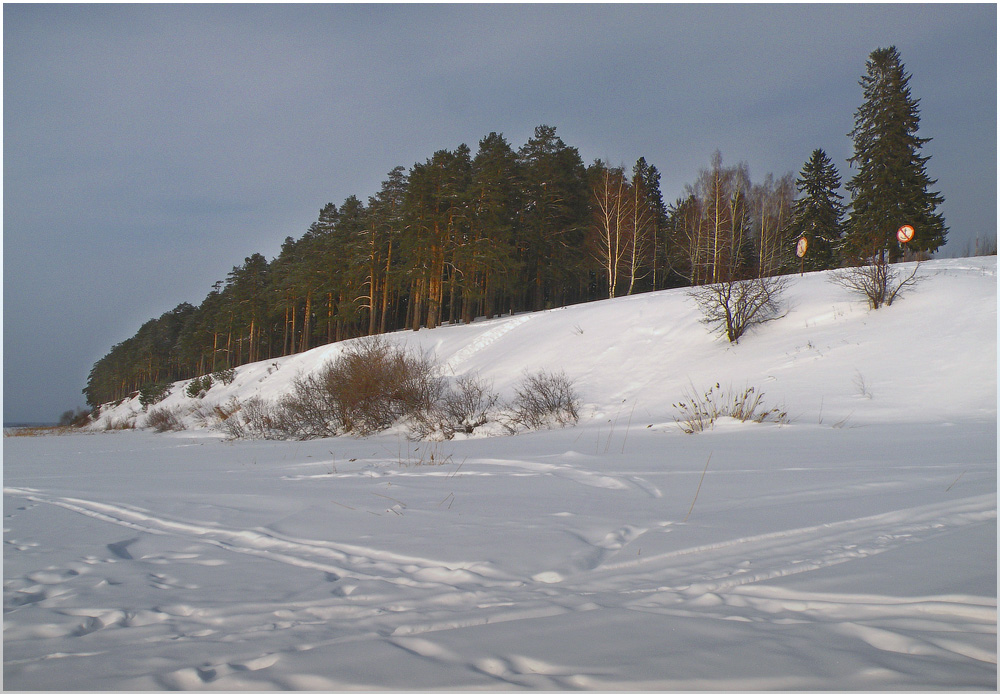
[673, 382, 789, 434]
[4, 425, 77, 437]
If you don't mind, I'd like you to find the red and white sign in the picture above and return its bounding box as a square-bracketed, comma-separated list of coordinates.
[897, 225, 915, 243]
[795, 237, 808, 258]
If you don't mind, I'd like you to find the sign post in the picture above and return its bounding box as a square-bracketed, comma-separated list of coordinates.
[897, 225, 915, 260]
[795, 236, 808, 276]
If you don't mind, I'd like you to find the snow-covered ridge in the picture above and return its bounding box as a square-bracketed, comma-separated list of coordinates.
[95, 257, 997, 434]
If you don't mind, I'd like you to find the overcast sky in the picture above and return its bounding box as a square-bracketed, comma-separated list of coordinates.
[4, 3, 996, 423]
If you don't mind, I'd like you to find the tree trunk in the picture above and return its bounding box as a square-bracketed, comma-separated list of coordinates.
[448, 267, 457, 325]
[327, 293, 335, 344]
[300, 292, 312, 353]
[411, 278, 423, 331]
[379, 240, 393, 334]
[282, 301, 290, 357]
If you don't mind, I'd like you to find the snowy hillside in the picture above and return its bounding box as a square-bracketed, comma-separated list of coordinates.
[92, 257, 997, 434]
[5, 257, 997, 689]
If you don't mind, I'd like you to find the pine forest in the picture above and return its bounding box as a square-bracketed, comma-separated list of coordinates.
[84, 48, 948, 409]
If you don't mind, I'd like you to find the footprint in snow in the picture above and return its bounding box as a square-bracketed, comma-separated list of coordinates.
[107, 538, 137, 560]
[148, 573, 197, 590]
[72, 615, 105, 637]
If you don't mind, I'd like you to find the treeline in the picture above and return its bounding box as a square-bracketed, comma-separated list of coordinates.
[85, 125, 816, 408]
[86, 43, 948, 413]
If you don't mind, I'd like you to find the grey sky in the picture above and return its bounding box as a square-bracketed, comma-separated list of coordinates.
[4, 4, 996, 423]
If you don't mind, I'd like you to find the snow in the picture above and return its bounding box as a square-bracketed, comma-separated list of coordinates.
[4, 257, 996, 690]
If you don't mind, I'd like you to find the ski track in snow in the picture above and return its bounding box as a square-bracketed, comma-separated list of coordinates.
[5, 482, 994, 688]
[442, 313, 534, 372]
[3, 486, 515, 590]
[591, 493, 996, 593]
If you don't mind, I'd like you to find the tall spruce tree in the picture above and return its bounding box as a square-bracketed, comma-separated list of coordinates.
[791, 149, 844, 271]
[845, 46, 946, 260]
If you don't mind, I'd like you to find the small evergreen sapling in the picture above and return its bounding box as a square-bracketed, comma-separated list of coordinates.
[138, 383, 171, 410]
[213, 367, 237, 386]
[185, 375, 213, 398]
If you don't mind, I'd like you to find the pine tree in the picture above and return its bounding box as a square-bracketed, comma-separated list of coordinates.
[325, 195, 368, 342]
[465, 133, 521, 322]
[401, 146, 473, 330]
[790, 149, 844, 271]
[367, 166, 408, 334]
[226, 254, 270, 364]
[295, 202, 342, 351]
[517, 125, 589, 310]
[845, 46, 946, 260]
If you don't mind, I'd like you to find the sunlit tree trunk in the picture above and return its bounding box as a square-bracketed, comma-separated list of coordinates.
[300, 292, 311, 353]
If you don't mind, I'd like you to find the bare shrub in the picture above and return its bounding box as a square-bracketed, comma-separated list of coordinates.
[189, 403, 215, 428]
[830, 256, 920, 310]
[271, 370, 343, 439]
[218, 396, 284, 440]
[58, 407, 92, 427]
[104, 417, 136, 431]
[507, 370, 580, 432]
[266, 336, 443, 440]
[218, 402, 246, 439]
[242, 396, 279, 438]
[146, 406, 184, 433]
[406, 408, 450, 441]
[970, 236, 997, 257]
[672, 382, 789, 434]
[442, 373, 501, 434]
[689, 276, 789, 343]
[194, 398, 242, 436]
[409, 372, 501, 440]
[327, 336, 442, 435]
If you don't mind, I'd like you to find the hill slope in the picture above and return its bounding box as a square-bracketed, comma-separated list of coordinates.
[95, 257, 997, 433]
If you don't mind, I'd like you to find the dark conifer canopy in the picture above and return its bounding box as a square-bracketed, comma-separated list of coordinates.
[845, 46, 947, 259]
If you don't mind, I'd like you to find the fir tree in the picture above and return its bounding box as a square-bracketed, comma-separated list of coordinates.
[790, 149, 844, 271]
[845, 46, 946, 260]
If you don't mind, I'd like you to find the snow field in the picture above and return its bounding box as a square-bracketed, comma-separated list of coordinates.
[4, 256, 996, 689]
